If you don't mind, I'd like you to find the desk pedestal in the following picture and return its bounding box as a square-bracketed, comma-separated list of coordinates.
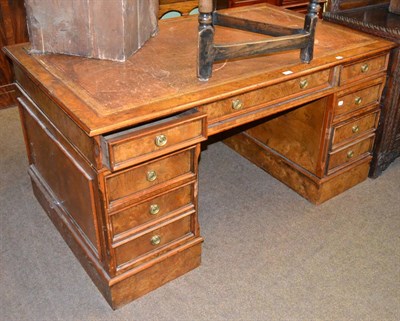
[225, 77, 383, 204]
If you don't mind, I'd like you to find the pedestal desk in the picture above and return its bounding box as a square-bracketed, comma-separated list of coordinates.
[324, 3, 400, 177]
[4, 5, 394, 309]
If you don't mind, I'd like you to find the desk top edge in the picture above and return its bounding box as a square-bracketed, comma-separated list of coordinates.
[4, 5, 396, 136]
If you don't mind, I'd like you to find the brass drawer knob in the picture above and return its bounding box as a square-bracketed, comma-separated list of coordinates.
[232, 99, 244, 110]
[355, 97, 362, 105]
[146, 170, 157, 182]
[352, 125, 360, 133]
[149, 204, 160, 215]
[150, 235, 162, 246]
[299, 79, 308, 89]
[361, 63, 369, 73]
[155, 134, 167, 147]
[347, 150, 354, 159]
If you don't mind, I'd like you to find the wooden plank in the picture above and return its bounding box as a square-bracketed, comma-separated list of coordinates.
[25, 0, 159, 61]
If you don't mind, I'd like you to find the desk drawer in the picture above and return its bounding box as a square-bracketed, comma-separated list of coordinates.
[328, 135, 375, 172]
[201, 68, 332, 124]
[334, 83, 382, 118]
[331, 111, 379, 146]
[114, 212, 194, 268]
[110, 182, 195, 239]
[340, 54, 387, 85]
[102, 110, 206, 171]
[105, 147, 196, 208]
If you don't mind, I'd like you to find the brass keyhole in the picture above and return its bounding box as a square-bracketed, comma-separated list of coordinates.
[347, 150, 354, 159]
[352, 125, 360, 133]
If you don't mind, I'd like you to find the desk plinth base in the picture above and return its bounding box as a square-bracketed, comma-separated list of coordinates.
[224, 132, 371, 204]
[29, 166, 202, 309]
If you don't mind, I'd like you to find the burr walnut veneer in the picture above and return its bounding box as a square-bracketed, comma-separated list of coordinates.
[323, 2, 400, 177]
[4, 5, 394, 309]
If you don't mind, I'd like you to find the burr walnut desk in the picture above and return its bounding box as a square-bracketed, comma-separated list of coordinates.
[4, 5, 394, 309]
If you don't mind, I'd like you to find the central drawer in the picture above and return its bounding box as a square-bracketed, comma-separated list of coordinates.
[200, 68, 332, 125]
[105, 147, 197, 209]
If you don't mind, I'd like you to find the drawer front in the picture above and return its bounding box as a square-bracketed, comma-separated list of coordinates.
[328, 135, 375, 172]
[230, 0, 266, 6]
[110, 182, 195, 238]
[102, 110, 206, 171]
[105, 147, 196, 208]
[334, 84, 381, 118]
[201, 69, 332, 124]
[331, 111, 379, 146]
[340, 54, 387, 85]
[114, 213, 193, 267]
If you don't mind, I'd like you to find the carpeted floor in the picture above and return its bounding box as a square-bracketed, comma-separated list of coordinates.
[1, 106, 399, 321]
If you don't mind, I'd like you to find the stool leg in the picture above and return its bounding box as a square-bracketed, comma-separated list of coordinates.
[300, 0, 319, 63]
[198, 0, 215, 81]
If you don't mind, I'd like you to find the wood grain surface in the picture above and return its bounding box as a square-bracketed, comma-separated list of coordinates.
[5, 5, 394, 135]
[0, 0, 28, 108]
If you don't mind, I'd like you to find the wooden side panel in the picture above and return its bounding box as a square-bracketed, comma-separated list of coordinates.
[0, 0, 28, 108]
[225, 131, 322, 201]
[14, 66, 99, 168]
[245, 97, 330, 176]
[19, 98, 101, 257]
[28, 167, 112, 303]
[224, 131, 371, 204]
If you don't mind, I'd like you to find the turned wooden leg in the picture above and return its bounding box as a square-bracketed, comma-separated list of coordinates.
[300, 0, 319, 63]
[197, 0, 215, 81]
